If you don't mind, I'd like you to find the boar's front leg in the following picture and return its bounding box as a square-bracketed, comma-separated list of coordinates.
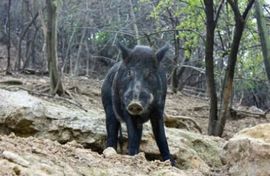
[150, 112, 175, 165]
[125, 112, 143, 155]
[105, 104, 120, 150]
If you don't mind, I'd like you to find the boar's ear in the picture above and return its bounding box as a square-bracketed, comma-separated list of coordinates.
[117, 42, 131, 63]
[156, 44, 169, 63]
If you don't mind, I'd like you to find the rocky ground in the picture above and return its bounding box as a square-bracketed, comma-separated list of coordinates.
[0, 73, 270, 175]
[0, 134, 198, 176]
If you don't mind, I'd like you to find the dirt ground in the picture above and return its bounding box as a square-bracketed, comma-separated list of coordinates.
[1, 73, 269, 139]
[1, 133, 195, 176]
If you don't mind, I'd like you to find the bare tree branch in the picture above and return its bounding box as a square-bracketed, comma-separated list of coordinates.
[243, 0, 256, 19]
[214, 0, 225, 28]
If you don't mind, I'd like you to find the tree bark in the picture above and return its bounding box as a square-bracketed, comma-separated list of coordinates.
[40, 8, 48, 71]
[6, 0, 12, 75]
[255, 0, 270, 82]
[46, 0, 64, 95]
[203, 0, 219, 135]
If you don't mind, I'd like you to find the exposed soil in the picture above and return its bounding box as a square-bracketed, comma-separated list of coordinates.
[1, 133, 196, 176]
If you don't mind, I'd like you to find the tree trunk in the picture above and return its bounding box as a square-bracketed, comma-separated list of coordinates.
[203, 0, 219, 135]
[129, 0, 141, 45]
[171, 31, 181, 93]
[85, 40, 90, 77]
[23, 27, 39, 70]
[217, 19, 244, 136]
[216, 0, 255, 136]
[255, 0, 270, 82]
[166, 8, 181, 93]
[61, 27, 76, 73]
[74, 28, 87, 76]
[6, 0, 12, 75]
[31, 26, 40, 68]
[16, 12, 39, 71]
[171, 67, 178, 93]
[40, 8, 48, 71]
[46, 0, 64, 95]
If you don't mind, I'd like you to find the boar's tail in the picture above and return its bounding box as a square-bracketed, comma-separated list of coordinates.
[118, 125, 124, 154]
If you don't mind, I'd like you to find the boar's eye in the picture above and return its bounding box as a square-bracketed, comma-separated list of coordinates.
[127, 69, 134, 78]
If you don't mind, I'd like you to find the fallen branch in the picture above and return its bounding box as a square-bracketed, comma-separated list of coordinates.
[181, 65, 205, 74]
[21, 69, 49, 75]
[230, 107, 266, 119]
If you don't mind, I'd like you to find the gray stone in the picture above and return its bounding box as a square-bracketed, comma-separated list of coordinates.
[221, 123, 270, 176]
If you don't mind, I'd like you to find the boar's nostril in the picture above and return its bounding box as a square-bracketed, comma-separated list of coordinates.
[127, 102, 143, 115]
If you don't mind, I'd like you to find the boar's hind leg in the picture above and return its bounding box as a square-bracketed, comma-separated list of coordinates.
[105, 105, 120, 150]
[150, 116, 174, 164]
[125, 114, 143, 155]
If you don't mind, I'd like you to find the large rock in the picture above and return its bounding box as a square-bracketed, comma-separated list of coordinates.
[221, 123, 270, 176]
[0, 89, 224, 173]
[0, 89, 107, 148]
[141, 125, 224, 173]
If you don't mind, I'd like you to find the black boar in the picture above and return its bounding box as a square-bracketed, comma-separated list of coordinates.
[101, 43, 174, 165]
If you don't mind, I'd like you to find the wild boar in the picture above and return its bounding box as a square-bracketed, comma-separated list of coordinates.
[101, 43, 174, 165]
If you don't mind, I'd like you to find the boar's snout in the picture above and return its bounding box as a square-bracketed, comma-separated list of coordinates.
[127, 101, 144, 115]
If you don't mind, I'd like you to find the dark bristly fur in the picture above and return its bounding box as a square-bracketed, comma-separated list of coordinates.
[101, 43, 175, 165]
